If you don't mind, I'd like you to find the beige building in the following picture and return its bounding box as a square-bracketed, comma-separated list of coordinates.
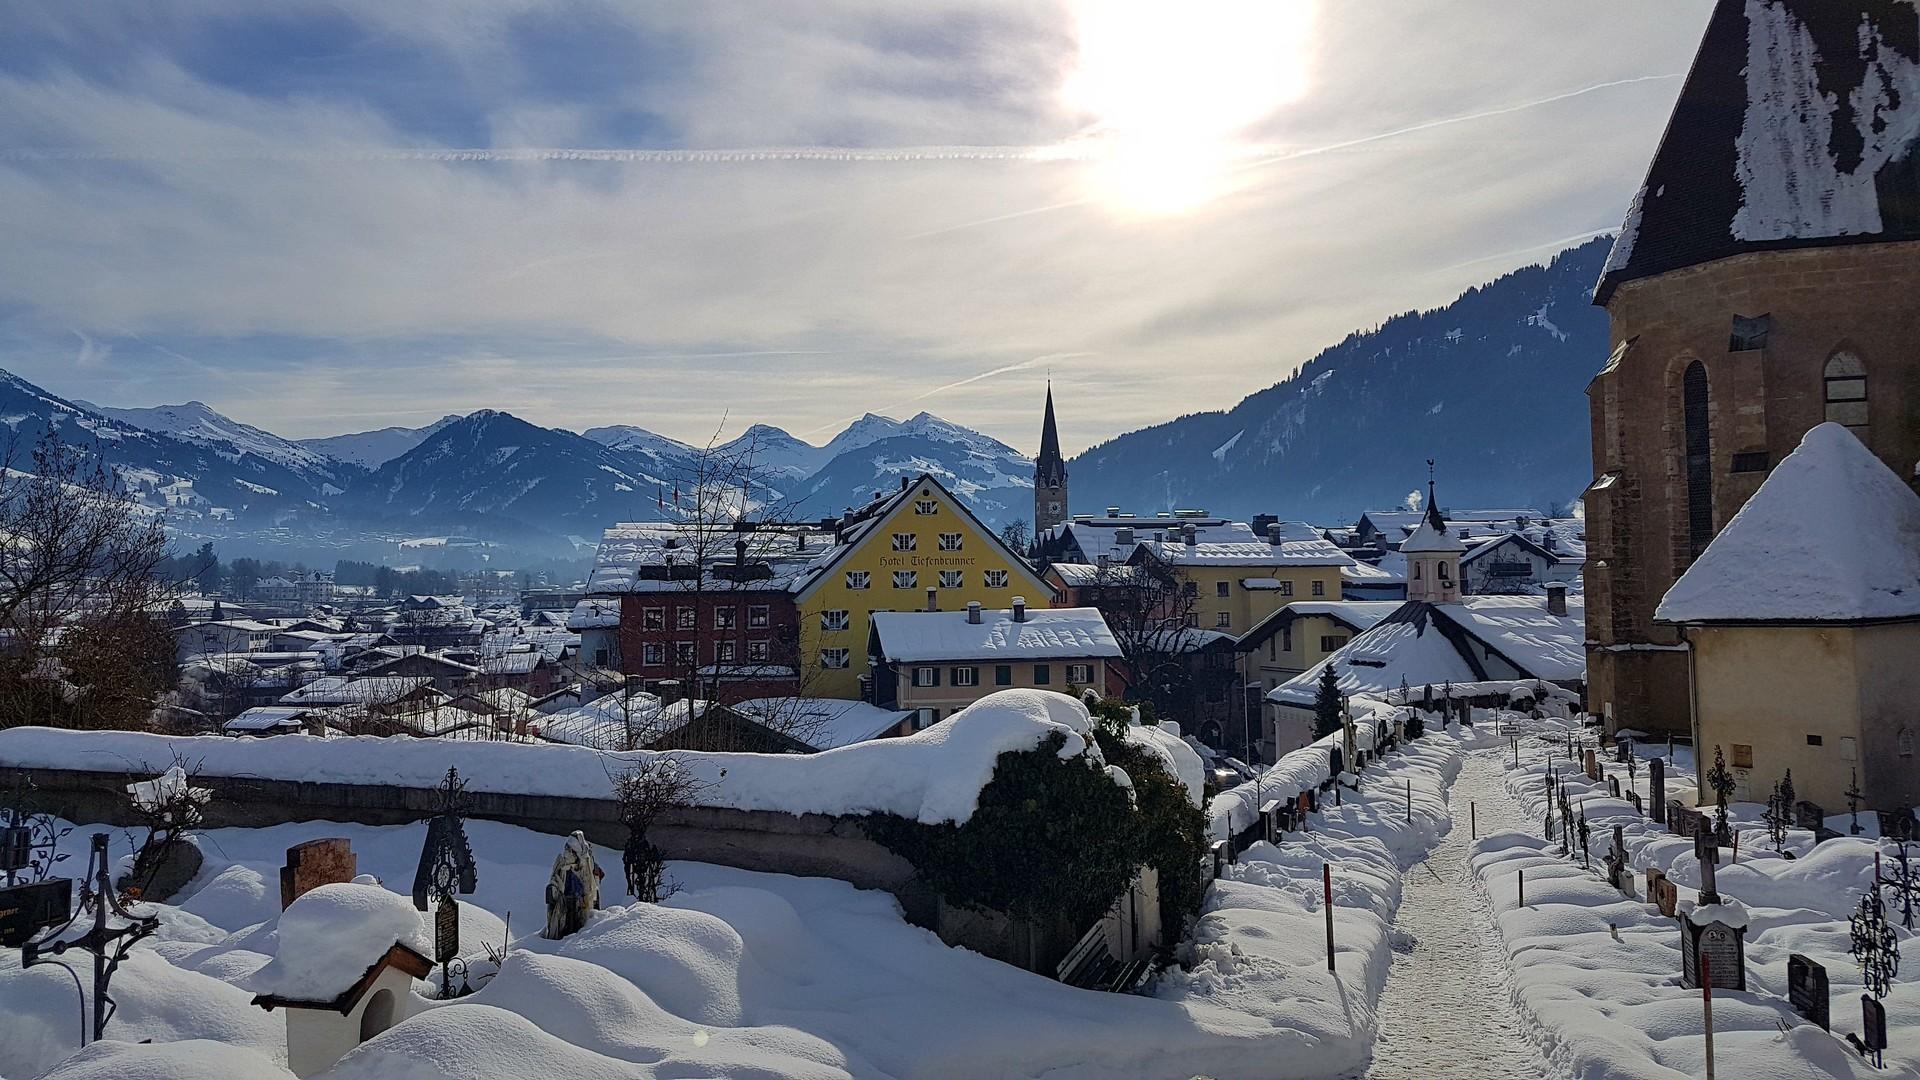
[1586, 0, 1920, 738]
[868, 600, 1122, 731]
[1128, 525, 1348, 637]
[1236, 600, 1399, 759]
[1658, 424, 1920, 813]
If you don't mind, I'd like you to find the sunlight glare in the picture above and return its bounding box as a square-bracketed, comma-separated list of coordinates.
[1064, 0, 1316, 215]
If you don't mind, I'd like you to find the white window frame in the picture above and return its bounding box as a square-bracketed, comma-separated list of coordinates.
[1279, 580, 1295, 596]
[953, 666, 979, 687]
[676, 607, 696, 629]
[643, 642, 664, 665]
[715, 640, 737, 663]
[984, 569, 1009, 588]
[643, 607, 665, 630]
[915, 499, 939, 516]
[1312, 579, 1326, 596]
[713, 607, 737, 630]
[939, 570, 963, 589]
[938, 532, 964, 551]
[913, 667, 938, 687]
[820, 648, 851, 670]
[674, 641, 696, 664]
[845, 570, 871, 591]
[820, 609, 850, 632]
[747, 639, 770, 661]
[893, 570, 918, 589]
[892, 533, 918, 552]
[1067, 664, 1093, 685]
[747, 605, 770, 628]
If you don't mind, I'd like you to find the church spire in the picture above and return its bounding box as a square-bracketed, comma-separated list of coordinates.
[1033, 380, 1069, 532]
[1424, 458, 1445, 532]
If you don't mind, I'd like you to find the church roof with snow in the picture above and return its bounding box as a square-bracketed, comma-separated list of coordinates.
[1596, 0, 1920, 304]
[1657, 423, 1920, 624]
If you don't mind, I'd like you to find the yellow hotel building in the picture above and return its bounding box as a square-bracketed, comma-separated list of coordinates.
[790, 474, 1052, 700]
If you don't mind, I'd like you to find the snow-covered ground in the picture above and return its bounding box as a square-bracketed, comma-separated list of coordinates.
[1, 707, 1483, 1079]
[1469, 720, 1920, 1079]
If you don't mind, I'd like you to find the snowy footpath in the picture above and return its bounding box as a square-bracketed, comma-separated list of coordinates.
[1469, 725, 1920, 1079]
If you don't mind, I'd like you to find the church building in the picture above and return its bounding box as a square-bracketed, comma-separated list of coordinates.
[1585, 0, 1920, 737]
[1034, 382, 1069, 534]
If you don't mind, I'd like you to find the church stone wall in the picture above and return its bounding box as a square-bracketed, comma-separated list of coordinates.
[1588, 241, 1920, 737]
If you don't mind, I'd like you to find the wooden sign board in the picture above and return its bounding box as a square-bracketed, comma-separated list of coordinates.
[0, 878, 72, 947]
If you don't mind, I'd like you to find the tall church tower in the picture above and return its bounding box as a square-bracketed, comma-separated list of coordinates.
[1034, 382, 1069, 533]
[1402, 477, 1464, 604]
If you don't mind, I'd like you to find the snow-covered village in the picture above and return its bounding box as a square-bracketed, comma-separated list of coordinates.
[3, 1, 1920, 1078]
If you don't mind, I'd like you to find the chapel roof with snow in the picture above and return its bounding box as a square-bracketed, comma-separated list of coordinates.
[1656, 423, 1920, 624]
[1595, 0, 1920, 304]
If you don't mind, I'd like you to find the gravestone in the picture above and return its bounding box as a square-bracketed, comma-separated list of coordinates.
[1584, 748, 1600, 782]
[1794, 800, 1824, 832]
[434, 894, 460, 965]
[1260, 800, 1282, 844]
[543, 831, 603, 940]
[1788, 953, 1830, 1031]
[1649, 758, 1666, 824]
[1863, 996, 1888, 1057]
[1628, 790, 1644, 817]
[1609, 776, 1622, 800]
[1605, 825, 1630, 895]
[1647, 871, 1678, 918]
[1297, 790, 1314, 818]
[1328, 746, 1345, 782]
[1682, 916, 1747, 991]
[1616, 738, 1632, 764]
[1672, 803, 1700, 839]
[280, 838, 356, 910]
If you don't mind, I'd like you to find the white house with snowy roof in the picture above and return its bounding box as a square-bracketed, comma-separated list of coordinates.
[869, 600, 1122, 728]
[1657, 423, 1920, 811]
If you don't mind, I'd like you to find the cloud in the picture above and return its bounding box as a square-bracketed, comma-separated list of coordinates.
[0, 0, 1715, 452]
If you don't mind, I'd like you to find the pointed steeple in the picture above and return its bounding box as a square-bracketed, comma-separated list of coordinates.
[1033, 380, 1069, 532]
[1036, 381, 1067, 486]
[1423, 460, 1446, 533]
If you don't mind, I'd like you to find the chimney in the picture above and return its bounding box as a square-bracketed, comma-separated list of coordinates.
[1114, 527, 1135, 546]
[734, 538, 747, 571]
[1183, 523, 1198, 546]
[1545, 582, 1568, 617]
[926, 587, 939, 612]
[1267, 523, 1283, 546]
[1106, 506, 1122, 518]
[796, 532, 807, 552]
[1012, 596, 1027, 622]
[967, 601, 982, 624]
[900, 476, 911, 491]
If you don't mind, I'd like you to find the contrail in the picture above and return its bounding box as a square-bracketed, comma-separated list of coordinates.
[1430, 227, 1620, 274]
[0, 144, 1081, 164]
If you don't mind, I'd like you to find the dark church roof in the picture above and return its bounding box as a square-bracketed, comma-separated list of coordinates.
[1594, 0, 1920, 305]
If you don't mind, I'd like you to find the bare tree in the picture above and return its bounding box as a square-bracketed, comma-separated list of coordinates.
[612, 757, 708, 902]
[0, 434, 177, 731]
[1097, 556, 1205, 716]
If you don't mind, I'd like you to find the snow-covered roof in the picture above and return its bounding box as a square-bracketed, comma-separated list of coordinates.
[245, 882, 430, 1005]
[1136, 538, 1348, 568]
[1269, 595, 1585, 707]
[224, 706, 310, 732]
[565, 598, 620, 630]
[871, 606, 1122, 663]
[177, 619, 277, 634]
[1658, 423, 1920, 624]
[1596, 0, 1920, 303]
[279, 676, 437, 707]
[734, 697, 913, 750]
[1400, 517, 1467, 555]
[1054, 518, 1257, 562]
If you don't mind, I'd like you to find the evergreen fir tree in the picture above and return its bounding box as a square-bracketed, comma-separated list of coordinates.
[1313, 664, 1343, 740]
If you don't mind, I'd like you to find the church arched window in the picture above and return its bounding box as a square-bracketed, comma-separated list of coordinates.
[1824, 351, 1869, 437]
[1682, 361, 1713, 559]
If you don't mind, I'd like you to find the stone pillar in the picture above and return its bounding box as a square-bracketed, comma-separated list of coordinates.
[1649, 758, 1666, 825]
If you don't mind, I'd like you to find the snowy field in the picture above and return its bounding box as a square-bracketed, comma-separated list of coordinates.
[2, 714, 1469, 1079]
[1469, 723, 1920, 1079]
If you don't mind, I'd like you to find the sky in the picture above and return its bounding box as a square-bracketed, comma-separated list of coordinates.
[0, 0, 1715, 455]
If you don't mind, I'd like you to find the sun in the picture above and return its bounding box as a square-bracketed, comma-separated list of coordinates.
[1063, 0, 1317, 215]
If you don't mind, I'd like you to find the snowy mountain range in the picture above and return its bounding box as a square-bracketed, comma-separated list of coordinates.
[1066, 237, 1611, 523]
[4, 237, 1612, 555]
[295, 415, 462, 469]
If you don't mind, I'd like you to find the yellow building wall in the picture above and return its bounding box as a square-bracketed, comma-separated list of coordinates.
[797, 484, 1050, 700]
[1690, 625, 1866, 811]
[1176, 564, 1344, 636]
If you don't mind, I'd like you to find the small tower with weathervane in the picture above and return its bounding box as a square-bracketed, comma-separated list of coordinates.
[1034, 381, 1070, 533]
[1403, 467, 1464, 604]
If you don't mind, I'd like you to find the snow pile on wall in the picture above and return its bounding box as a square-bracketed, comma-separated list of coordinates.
[0, 688, 1102, 827]
[244, 883, 429, 1002]
[1734, 0, 1920, 243]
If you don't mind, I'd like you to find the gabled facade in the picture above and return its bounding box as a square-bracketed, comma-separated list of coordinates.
[793, 474, 1053, 699]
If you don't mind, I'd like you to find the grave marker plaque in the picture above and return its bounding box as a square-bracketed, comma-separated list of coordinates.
[1788, 953, 1829, 1031]
[1864, 995, 1888, 1055]
[0, 877, 71, 947]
